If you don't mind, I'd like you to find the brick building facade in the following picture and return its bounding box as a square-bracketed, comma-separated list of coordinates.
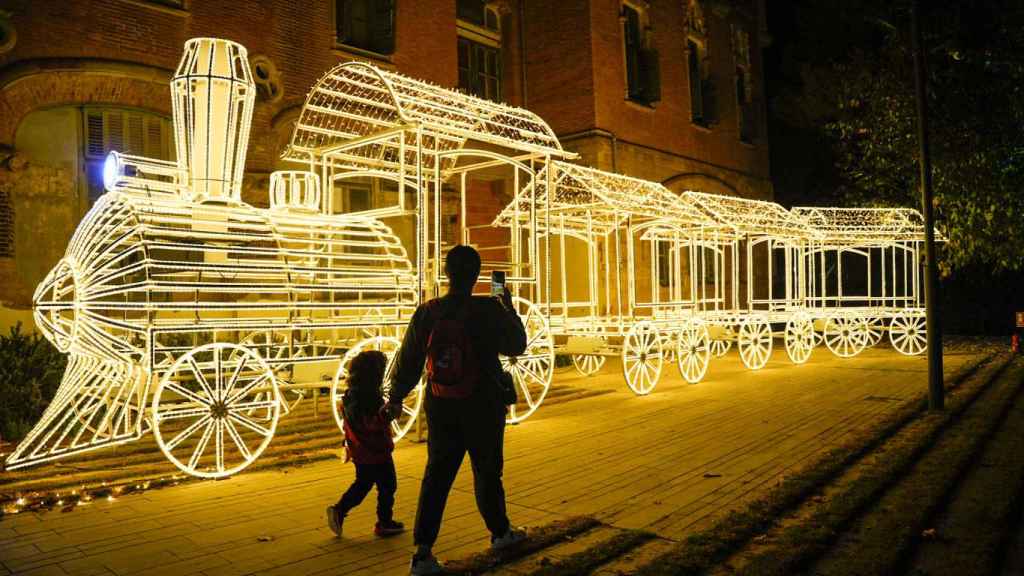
[0, 0, 770, 327]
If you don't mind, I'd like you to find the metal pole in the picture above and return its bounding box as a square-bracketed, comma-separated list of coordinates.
[912, 0, 943, 410]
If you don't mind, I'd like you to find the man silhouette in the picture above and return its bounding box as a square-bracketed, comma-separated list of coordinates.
[387, 245, 527, 575]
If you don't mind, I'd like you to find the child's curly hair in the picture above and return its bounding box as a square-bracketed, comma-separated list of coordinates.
[342, 350, 388, 423]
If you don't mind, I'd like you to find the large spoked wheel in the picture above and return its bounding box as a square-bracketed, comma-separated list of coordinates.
[784, 314, 815, 365]
[572, 354, 606, 377]
[622, 321, 663, 395]
[502, 297, 554, 424]
[824, 316, 867, 358]
[676, 317, 710, 384]
[889, 312, 927, 356]
[152, 343, 280, 479]
[738, 317, 773, 370]
[332, 336, 424, 442]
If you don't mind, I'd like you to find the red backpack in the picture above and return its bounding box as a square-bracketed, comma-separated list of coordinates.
[425, 299, 479, 399]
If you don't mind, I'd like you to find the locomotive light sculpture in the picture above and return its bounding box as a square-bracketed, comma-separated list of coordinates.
[10, 38, 425, 478]
[8, 38, 941, 481]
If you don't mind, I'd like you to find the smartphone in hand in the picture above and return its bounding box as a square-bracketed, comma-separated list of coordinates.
[490, 270, 506, 297]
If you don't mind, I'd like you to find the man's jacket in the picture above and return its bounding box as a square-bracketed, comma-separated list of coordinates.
[389, 293, 527, 406]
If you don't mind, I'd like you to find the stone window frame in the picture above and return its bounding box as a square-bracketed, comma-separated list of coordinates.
[81, 106, 173, 203]
[732, 24, 755, 143]
[686, 0, 714, 127]
[620, 0, 660, 106]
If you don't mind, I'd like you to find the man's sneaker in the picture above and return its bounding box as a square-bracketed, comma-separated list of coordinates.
[326, 505, 343, 537]
[375, 519, 406, 537]
[491, 526, 527, 550]
[409, 552, 444, 576]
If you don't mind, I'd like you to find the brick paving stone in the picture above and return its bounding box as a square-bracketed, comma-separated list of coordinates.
[0, 349, 977, 575]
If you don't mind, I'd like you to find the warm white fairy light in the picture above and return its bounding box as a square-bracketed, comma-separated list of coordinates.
[792, 206, 939, 357]
[8, 37, 934, 484]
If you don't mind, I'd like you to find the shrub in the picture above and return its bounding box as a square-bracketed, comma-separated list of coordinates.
[0, 323, 66, 442]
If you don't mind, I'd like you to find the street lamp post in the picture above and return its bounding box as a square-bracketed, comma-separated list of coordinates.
[911, 0, 944, 410]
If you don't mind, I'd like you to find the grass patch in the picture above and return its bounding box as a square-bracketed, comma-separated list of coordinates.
[633, 351, 1001, 576]
[443, 516, 601, 575]
[732, 358, 1022, 576]
[530, 529, 658, 576]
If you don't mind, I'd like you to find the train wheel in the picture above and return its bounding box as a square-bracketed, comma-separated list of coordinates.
[785, 314, 815, 365]
[332, 336, 424, 442]
[152, 343, 279, 479]
[860, 317, 885, 348]
[622, 321, 663, 395]
[676, 317, 710, 384]
[503, 297, 554, 424]
[710, 338, 733, 357]
[824, 316, 866, 358]
[889, 312, 927, 356]
[572, 354, 606, 377]
[738, 317, 773, 370]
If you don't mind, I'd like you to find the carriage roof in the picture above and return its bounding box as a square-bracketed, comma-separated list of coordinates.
[683, 191, 814, 238]
[791, 206, 944, 243]
[493, 161, 717, 236]
[281, 62, 569, 171]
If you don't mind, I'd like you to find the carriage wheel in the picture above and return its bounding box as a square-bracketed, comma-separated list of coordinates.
[572, 354, 606, 377]
[710, 338, 733, 357]
[824, 316, 867, 358]
[332, 336, 424, 442]
[503, 297, 554, 424]
[860, 317, 885, 347]
[676, 317, 710, 384]
[889, 312, 927, 356]
[784, 314, 815, 365]
[738, 317, 773, 370]
[152, 343, 279, 479]
[622, 321, 663, 395]
[237, 331, 308, 415]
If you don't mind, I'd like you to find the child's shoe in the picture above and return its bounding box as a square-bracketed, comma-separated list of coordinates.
[326, 505, 344, 537]
[375, 519, 405, 537]
[409, 552, 443, 575]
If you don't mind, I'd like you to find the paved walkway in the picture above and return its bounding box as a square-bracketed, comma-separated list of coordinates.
[0, 347, 977, 576]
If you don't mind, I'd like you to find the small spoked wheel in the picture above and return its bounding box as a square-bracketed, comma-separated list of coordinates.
[676, 317, 710, 384]
[860, 317, 885, 348]
[889, 312, 927, 356]
[738, 317, 773, 370]
[332, 336, 424, 442]
[622, 321, 663, 395]
[784, 314, 815, 365]
[152, 343, 280, 479]
[572, 353, 606, 377]
[824, 316, 867, 358]
[502, 297, 554, 424]
[710, 338, 733, 358]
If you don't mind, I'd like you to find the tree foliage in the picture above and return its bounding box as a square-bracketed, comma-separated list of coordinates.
[772, 0, 1024, 274]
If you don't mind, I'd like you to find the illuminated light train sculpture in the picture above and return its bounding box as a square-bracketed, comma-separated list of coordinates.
[8, 38, 937, 479]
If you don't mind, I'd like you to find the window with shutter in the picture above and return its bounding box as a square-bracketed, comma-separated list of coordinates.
[82, 107, 172, 203]
[622, 2, 658, 106]
[336, 0, 395, 56]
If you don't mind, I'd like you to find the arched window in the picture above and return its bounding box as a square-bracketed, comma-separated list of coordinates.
[457, 0, 502, 101]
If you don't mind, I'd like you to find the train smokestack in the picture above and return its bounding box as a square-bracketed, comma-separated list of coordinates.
[171, 38, 255, 203]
